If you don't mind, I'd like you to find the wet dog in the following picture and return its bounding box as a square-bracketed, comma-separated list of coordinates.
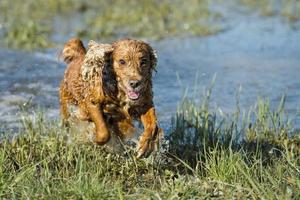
[59, 38, 162, 157]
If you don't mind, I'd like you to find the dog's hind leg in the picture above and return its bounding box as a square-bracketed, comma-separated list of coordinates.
[59, 84, 71, 128]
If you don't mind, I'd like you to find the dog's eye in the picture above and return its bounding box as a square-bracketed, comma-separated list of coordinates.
[140, 58, 147, 66]
[119, 59, 126, 65]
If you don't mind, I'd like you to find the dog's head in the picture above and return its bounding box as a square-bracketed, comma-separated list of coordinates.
[81, 39, 157, 103]
[111, 39, 157, 102]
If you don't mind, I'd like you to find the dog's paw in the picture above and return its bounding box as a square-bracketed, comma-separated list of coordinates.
[137, 127, 163, 158]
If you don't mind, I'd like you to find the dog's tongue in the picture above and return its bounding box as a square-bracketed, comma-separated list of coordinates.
[128, 91, 140, 100]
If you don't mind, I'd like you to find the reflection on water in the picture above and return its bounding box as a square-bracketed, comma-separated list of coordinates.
[0, 8, 300, 131]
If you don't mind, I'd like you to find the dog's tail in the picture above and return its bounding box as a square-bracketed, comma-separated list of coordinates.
[60, 38, 86, 64]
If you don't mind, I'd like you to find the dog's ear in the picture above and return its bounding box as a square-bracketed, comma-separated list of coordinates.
[88, 40, 113, 58]
[81, 41, 113, 82]
[102, 55, 117, 97]
[94, 42, 116, 97]
[88, 40, 98, 49]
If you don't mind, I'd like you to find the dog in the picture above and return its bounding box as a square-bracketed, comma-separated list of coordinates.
[59, 38, 162, 158]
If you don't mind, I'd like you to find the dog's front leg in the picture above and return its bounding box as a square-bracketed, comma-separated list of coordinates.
[86, 102, 110, 144]
[137, 107, 162, 158]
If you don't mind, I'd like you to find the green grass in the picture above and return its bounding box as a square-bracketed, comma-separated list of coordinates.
[0, 0, 219, 50]
[237, 0, 300, 20]
[0, 0, 74, 50]
[76, 0, 218, 40]
[1, 0, 299, 50]
[0, 86, 299, 199]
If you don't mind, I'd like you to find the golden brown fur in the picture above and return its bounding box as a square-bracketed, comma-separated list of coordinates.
[59, 38, 162, 157]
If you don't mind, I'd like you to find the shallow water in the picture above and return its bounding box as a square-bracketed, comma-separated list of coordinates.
[1, 7, 300, 132]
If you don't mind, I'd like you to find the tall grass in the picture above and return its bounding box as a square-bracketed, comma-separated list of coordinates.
[0, 0, 218, 50]
[0, 0, 75, 49]
[237, 0, 300, 20]
[168, 84, 300, 199]
[0, 87, 299, 198]
[76, 0, 218, 40]
[1, 0, 299, 50]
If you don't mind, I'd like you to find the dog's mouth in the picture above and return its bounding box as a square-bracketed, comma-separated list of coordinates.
[118, 81, 143, 101]
[127, 90, 140, 100]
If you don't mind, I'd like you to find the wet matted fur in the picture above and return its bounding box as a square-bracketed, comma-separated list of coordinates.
[59, 38, 162, 157]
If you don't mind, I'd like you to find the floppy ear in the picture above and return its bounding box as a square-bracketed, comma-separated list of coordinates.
[81, 41, 113, 82]
[102, 51, 118, 97]
[88, 40, 98, 49]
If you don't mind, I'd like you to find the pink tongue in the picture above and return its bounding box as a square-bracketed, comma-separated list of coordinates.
[128, 91, 139, 99]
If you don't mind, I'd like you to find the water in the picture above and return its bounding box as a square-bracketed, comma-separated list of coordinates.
[1, 7, 300, 132]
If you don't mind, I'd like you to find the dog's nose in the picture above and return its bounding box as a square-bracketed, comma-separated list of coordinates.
[129, 80, 141, 89]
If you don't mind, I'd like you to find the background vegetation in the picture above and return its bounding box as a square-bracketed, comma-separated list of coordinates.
[238, 0, 300, 19]
[0, 0, 299, 50]
[0, 0, 218, 50]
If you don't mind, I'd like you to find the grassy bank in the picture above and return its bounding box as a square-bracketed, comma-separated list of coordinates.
[2, 0, 300, 50]
[0, 0, 218, 50]
[237, 0, 300, 20]
[0, 91, 299, 199]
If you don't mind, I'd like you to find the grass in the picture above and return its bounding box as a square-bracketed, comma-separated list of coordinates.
[237, 0, 300, 20]
[76, 0, 218, 40]
[1, 0, 299, 50]
[0, 0, 74, 49]
[0, 0, 219, 50]
[0, 85, 299, 199]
